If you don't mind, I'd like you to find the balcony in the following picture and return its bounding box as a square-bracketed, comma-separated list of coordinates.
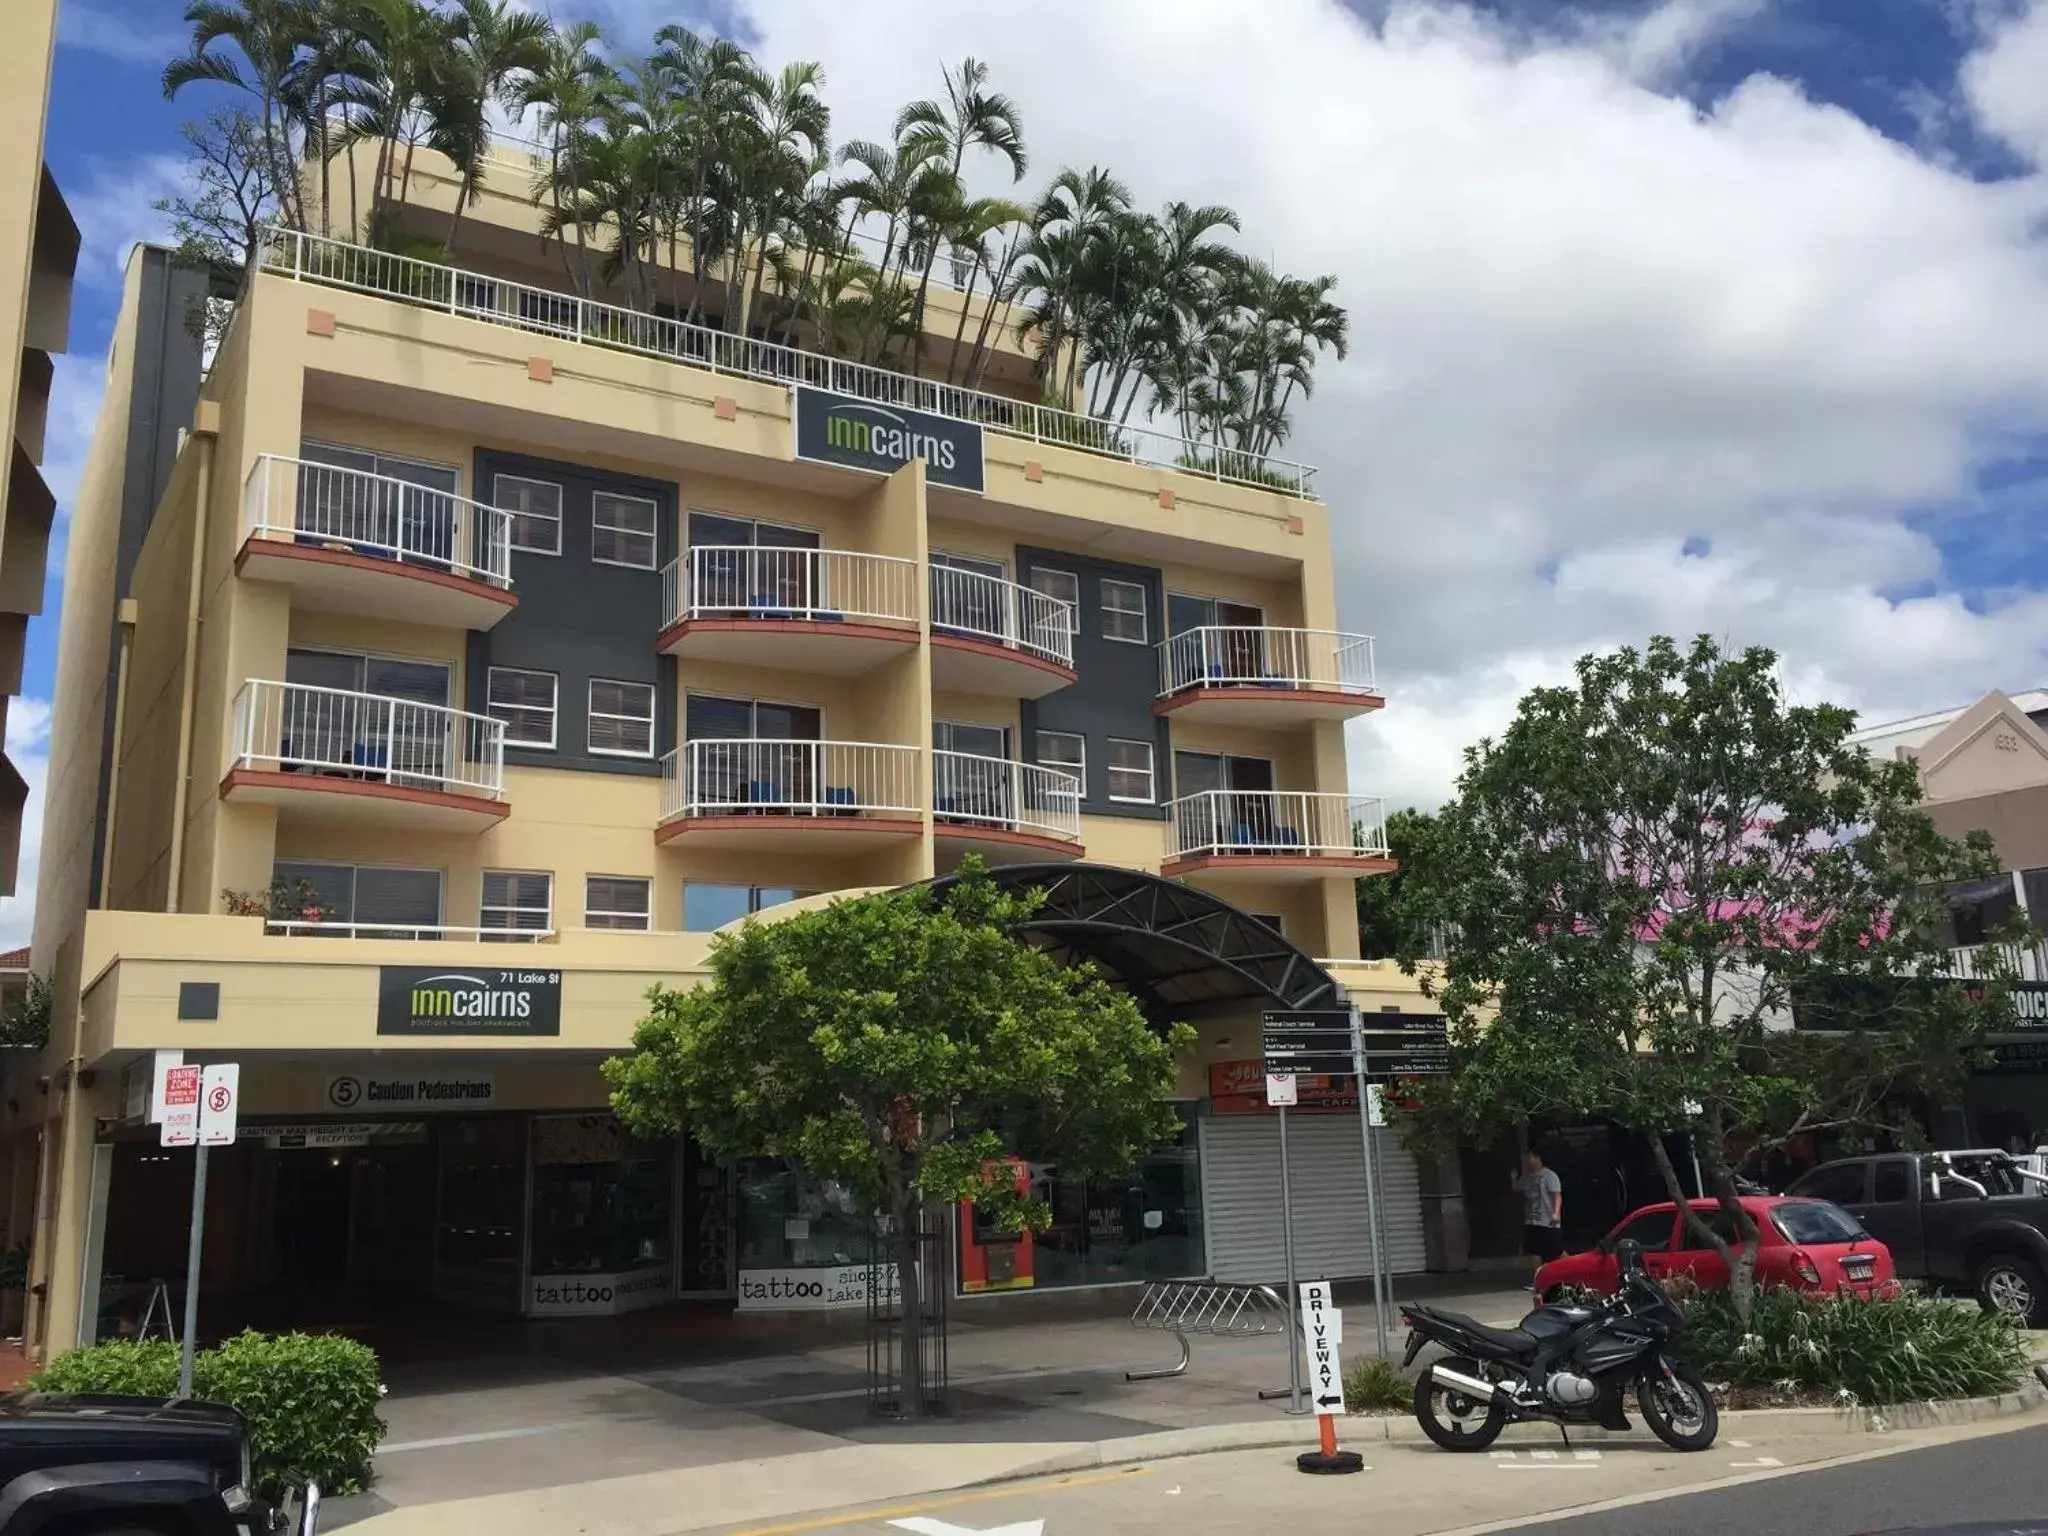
[257, 228, 1318, 498]
[222, 679, 509, 831]
[1161, 791, 1396, 883]
[657, 546, 918, 673]
[238, 454, 516, 629]
[265, 921, 552, 942]
[934, 752, 1083, 863]
[928, 567, 1075, 698]
[656, 739, 921, 849]
[1156, 628, 1382, 724]
[1948, 942, 2048, 983]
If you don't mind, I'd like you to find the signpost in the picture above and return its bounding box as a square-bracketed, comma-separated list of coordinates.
[1295, 1279, 1364, 1475]
[162, 1062, 238, 1397]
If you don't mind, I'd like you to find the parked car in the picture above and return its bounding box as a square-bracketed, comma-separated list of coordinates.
[1534, 1196, 1895, 1302]
[0, 1392, 318, 1534]
[1785, 1151, 2048, 1326]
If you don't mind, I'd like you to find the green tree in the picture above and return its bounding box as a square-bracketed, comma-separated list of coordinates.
[1396, 635, 2023, 1318]
[428, 0, 553, 255]
[605, 865, 1190, 1411]
[1356, 807, 1438, 960]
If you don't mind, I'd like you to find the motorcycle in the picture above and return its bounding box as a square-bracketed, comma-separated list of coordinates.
[1397, 1237, 1718, 1453]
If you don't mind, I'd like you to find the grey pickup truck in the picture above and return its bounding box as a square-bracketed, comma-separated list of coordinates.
[1786, 1151, 2048, 1327]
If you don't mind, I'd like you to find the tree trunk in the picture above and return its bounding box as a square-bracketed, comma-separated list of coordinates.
[1646, 1134, 1760, 1321]
[888, 1179, 926, 1417]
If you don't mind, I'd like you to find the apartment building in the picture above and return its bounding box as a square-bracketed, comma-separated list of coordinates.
[20, 135, 1434, 1356]
[1846, 689, 2048, 1151]
[0, 0, 77, 894]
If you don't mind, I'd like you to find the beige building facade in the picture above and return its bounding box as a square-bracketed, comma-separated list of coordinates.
[19, 141, 1426, 1356]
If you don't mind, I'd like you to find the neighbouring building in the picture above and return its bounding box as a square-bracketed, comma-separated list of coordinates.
[1847, 688, 2048, 1149]
[17, 130, 1439, 1358]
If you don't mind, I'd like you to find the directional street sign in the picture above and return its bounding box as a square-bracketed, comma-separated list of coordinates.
[1262, 1010, 1357, 1076]
[159, 1065, 201, 1148]
[1299, 1279, 1348, 1416]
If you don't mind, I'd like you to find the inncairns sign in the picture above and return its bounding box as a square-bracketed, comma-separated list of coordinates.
[376, 966, 562, 1037]
[792, 387, 985, 493]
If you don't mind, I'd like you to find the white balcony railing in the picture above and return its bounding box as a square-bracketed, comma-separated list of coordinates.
[231, 679, 507, 801]
[934, 752, 1082, 843]
[661, 739, 921, 822]
[242, 453, 513, 587]
[929, 566, 1075, 671]
[1159, 627, 1379, 699]
[661, 545, 919, 631]
[256, 227, 1318, 497]
[1947, 942, 2048, 983]
[1169, 791, 1390, 861]
[265, 921, 552, 942]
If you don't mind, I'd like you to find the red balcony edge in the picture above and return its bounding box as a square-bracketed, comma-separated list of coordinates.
[1159, 851, 1399, 879]
[654, 812, 923, 845]
[930, 631, 1076, 684]
[935, 822, 1085, 858]
[1152, 685, 1385, 718]
[655, 615, 919, 652]
[236, 538, 518, 613]
[220, 766, 511, 822]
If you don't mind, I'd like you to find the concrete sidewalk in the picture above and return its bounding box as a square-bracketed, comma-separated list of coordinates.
[331, 1280, 1530, 1530]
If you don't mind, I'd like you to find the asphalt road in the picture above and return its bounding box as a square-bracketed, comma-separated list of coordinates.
[1505, 1423, 2048, 1536]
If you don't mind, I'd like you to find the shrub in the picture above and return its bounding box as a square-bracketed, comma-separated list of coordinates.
[1675, 1288, 2028, 1406]
[1344, 1353, 1412, 1412]
[30, 1332, 386, 1497]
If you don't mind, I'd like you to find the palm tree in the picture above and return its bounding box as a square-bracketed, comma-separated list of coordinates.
[733, 60, 831, 340]
[163, 0, 312, 234]
[430, 0, 554, 254]
[651, 26, 756, 326]
[347, 0, 452, 236]
[940, 194, 1028, 386]
[1010, 165, 1131, 403]
[1259, 273, 1349, 453]
[894, 57, 1026, 370]
[516, 20, 614, 296]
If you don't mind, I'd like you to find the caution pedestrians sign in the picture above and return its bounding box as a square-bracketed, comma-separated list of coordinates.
[1299, 1279, 1347, 1415]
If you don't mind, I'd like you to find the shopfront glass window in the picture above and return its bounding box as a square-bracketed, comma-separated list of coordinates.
[736, 1159, 879, 1270]
[529, 1115, 673, 1281]
[435, 1119, 524, 1307]
[1024, 1107, 1203, 1290]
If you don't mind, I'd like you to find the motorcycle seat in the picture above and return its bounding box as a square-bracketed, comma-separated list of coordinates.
[1404, 1304, 1538, 1357]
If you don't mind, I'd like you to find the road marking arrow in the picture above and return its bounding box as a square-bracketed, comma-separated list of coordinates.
[890, 1519, 1045, 1536]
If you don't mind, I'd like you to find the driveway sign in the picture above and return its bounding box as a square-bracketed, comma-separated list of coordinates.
[198, 1064, 240, 1146]
[1299, 1280, 1347, 1414]
[159, 1065, 201, 1148]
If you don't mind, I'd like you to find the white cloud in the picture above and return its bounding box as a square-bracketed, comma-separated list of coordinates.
[1963, 0, 2048, 167]
[57, 0, 187, 67]
[0, 700, 53, 952]
[61, 154, 186, 290]
[606, 0, 2048, 810]
[1583, 0, 1773, 83]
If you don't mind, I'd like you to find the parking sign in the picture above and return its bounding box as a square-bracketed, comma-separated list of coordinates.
[159, 1065, 202, 1148]
[198, 1064, 240, 1147]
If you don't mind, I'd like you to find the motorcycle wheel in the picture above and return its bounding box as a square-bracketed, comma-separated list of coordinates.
[1413, 1355, 1509, 1451]
[1637, 1360, 1718, 1451]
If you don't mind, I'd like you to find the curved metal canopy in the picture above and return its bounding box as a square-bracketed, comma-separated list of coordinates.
[924, 862, 1343, 1021]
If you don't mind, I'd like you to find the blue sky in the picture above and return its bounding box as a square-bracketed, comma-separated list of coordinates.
[13, 0, 2048, 944]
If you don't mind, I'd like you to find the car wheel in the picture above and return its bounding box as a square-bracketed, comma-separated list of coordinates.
[1975, 1253, 2048, 1327]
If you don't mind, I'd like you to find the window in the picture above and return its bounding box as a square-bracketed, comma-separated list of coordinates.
[931, 552, 1009, 637]
[494, 474, 562, 555]
[686, 511, 821, 611]
[1107, 738, 1155, 803]
[592, 491, 659, 569]
[1943, 874, 2019, 947]
[1249, 912, 1286, 935]
[1030, 568, 1080, 633]
[481, 870, 552, 938]
[1772, 1202, 1869, 1246]
[272, 860, 443, 936]
[1036, 730, 1085, 784]
[585, 875, 651, 930]
[1872, 1159, 1913, 1205]
[1610, 1210, 1675, 1253]
[683, 883, 809, 932]
[297, 443, 461, 561]
[1788, 1162, 1868, 1206]
[588, 678, 656, 758]
[1101, 579, 1148, 643]
[1675, 1208, 1740, 1251]
[487, 668, 557, 749]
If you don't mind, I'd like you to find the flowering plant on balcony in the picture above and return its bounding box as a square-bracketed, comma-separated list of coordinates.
[222, 878, 334, 928]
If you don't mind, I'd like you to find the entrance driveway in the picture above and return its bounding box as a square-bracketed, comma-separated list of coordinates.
[327, 1278, 1533, 1527]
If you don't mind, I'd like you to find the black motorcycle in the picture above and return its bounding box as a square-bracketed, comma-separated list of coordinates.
[1397, 1237, 1718, 1453]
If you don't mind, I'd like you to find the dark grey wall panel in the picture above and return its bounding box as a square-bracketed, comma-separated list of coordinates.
[468, 449, 674, 776]
[1017, 545, 1170, 820]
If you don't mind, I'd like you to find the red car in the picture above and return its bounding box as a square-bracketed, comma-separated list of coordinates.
[1535, 1195, 1896, 1301]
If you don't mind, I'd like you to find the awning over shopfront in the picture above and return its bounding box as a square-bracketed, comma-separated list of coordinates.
[925, 862, 1344, 1021]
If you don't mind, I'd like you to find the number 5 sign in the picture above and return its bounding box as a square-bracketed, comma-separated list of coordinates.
[198, 1064, 240, 1146]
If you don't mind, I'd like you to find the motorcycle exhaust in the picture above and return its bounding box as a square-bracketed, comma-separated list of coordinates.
[1429, 1363, 1505, 1402]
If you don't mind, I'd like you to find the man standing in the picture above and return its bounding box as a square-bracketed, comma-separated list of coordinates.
[1514, 1149, 1564, 1287]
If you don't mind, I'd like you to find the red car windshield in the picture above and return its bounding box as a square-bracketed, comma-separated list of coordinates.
[1771, 1201, 1867, 1245]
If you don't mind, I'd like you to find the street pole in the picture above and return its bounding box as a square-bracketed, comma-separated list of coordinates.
[1277, 1103, 1306, 1413]
[1350, 1007, 1391, 1357]
[178, 1144, 208, 1398]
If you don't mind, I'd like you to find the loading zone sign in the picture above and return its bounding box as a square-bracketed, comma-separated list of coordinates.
[1300, 1280, 1347, 1415]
